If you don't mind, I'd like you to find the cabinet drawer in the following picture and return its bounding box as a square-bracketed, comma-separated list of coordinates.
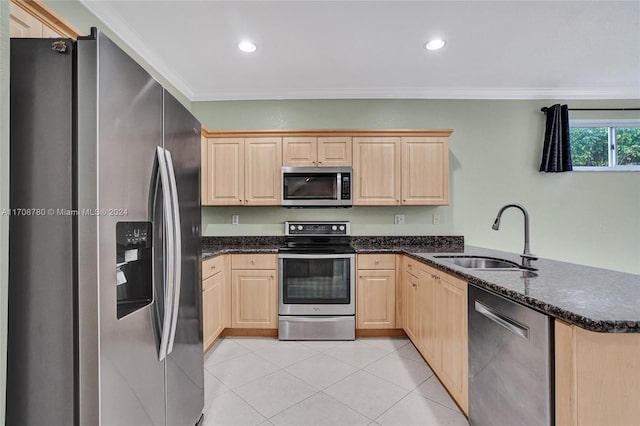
[203, 255, 225, 280]
[358, 254, 396, 270]
[404, 257, 419, 277]
[232, 253, 277, 270]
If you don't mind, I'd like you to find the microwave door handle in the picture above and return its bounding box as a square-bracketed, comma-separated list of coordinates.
[336, 172, 341, 201]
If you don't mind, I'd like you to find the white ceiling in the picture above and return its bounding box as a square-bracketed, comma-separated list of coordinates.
[80, 0, 640, 102]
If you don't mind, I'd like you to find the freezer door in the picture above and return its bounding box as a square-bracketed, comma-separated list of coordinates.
[163, 90, 205, 425]
[94, 33, 166, 425]
[7, 38, 75, 426]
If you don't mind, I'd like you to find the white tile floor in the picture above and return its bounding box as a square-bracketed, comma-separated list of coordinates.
[203, 337, 469, 426]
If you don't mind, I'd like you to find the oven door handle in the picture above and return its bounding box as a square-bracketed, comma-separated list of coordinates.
[278, 253, 355, 260]
[281, 316, 351, 323]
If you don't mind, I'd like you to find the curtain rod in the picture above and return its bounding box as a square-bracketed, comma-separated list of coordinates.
[540, 107, 640, 112]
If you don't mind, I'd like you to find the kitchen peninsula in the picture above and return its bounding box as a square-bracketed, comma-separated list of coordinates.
[202, 235, 640, 425]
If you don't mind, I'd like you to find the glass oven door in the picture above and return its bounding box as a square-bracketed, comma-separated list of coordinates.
[278, 253, 355, 315]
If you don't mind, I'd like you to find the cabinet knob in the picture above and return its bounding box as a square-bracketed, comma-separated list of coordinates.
[359, 276, 363, 279]
[375, 260, 380, 264]
[250, 260, 255, 264]
[318, 161, 323, 165]
[412, 283, 417, 288]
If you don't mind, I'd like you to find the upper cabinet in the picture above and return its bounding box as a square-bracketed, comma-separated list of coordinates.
[202, 129, 452, 207]
[244, 138, 283, 205]
[401, 137, 449, 205]
[202, 137, 282, 206]
[9, 0, 80, 39]
[283, 136, 351, 167]
[353, 137, 402, 205]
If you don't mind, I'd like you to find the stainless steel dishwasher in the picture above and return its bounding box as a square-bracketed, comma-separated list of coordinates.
[468, 284, 554, 426]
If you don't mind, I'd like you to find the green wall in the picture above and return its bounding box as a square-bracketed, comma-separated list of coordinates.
[0, 2, 9, 423]
[194, 99, 640, 274]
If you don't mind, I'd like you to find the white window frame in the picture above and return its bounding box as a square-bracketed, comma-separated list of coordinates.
[569, 119, 640, 171]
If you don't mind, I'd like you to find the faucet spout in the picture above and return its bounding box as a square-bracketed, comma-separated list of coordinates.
[491, 203, 537, 268]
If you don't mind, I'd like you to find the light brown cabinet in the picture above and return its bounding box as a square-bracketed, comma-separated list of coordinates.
[353, 136, 449, 206]
[202, 137, 281, 206]
[353, 137, 402, 205]
[555, 320, 640, 426]
[231, 254, 278, 329]
[202, 255, 230, 352]
[244, 138, 283, 205]
[436, 271, 468, 413]
[356, 254, 396, 329]
[402, 257, 468, 415]
[403, 257, 419, 341]
[9, 0, 78, 38]
[401, 137, 449, 205]
[283, 137, 352, 167]
[202, 137, 244, 205]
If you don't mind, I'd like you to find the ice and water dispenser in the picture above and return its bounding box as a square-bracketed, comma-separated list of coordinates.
[116, 222, 153, 319]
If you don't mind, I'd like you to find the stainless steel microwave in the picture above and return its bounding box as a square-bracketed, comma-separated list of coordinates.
[281, 166, 352, 207]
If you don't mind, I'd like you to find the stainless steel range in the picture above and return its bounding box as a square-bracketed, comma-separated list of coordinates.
[278, 221, 355, 340]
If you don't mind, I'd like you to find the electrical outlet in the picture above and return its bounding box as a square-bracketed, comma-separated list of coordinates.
[394, 214, 405, 225]
[432, 214, 440, 225]
[232, 215, 239, 225]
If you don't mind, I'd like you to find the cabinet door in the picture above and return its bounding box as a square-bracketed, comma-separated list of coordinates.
[438, 274, 468, 414]
[202, 271, 225, 351]
[317, 137, 352, 167]
[10, 3, 44, 38]
[401, 137, 449, 205]
[417, 267, 440, 371]
[232, 270, 277, 328]
[403, 269, 419, 341]
[353, 137, 401, 205]
[204, 138, 244, 205]
[356, 269, 395, 329]
[283, 137, 317, 166]
[244, 138, 282, 206]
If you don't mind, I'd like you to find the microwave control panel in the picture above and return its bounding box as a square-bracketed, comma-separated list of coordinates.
[341, 173, 351, 200]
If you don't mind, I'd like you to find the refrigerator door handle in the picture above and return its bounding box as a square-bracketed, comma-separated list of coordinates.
[165, 149, 182, 355]
[156, 146, 175, 361]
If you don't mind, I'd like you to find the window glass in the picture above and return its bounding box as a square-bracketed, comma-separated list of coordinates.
[615, 128, 640, 166]
[569, 127, 608, 167]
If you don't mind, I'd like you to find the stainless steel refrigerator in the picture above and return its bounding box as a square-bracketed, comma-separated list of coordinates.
[7, 29, 204, 425]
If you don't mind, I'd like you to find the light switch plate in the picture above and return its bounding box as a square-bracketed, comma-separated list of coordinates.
[394, 214, 405, 225]
[232, 215, 239, 225]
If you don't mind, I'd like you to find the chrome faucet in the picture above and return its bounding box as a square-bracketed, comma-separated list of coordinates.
[491, 203, 538, 269]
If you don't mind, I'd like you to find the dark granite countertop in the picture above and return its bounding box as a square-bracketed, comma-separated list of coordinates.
[202, 237, 640, 333]
[406, 246, 640, 334]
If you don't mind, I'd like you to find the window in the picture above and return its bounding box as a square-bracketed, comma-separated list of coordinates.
[569, 120, 640, 170]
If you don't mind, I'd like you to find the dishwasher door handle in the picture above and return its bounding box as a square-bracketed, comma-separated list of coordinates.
[474, 300, 530, 339]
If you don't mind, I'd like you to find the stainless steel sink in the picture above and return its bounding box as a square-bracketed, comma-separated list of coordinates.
[434, 255, 531, 271]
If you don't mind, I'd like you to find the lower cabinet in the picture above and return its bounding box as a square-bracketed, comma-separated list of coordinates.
[231, 254, 278, 329]
[403, 257, 468, 416]
[356, 254, 396, 329]
[202, 255, 230, 352]
[555, 320, 640, 426]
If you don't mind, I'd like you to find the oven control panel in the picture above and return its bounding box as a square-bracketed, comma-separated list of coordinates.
[285, 221, 351, 236]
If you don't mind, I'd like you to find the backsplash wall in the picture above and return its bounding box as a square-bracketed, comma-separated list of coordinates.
[202, 206, 454, 236]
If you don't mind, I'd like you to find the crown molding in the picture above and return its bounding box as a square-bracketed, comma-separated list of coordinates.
[191, 86, 640, 102]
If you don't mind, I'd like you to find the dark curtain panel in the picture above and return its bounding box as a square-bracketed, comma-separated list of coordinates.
[539, 104, 572, 172]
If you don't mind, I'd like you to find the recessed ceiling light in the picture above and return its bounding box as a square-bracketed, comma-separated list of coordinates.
[424, 39, 445, 51]
[238, 40, 257, 53]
